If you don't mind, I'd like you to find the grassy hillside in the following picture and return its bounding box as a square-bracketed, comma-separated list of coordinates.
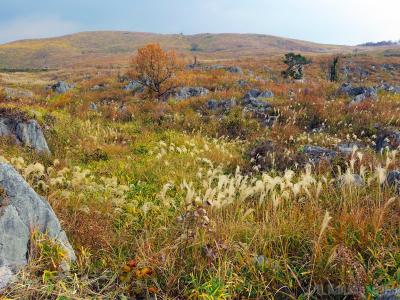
[0, 31, 352, 69]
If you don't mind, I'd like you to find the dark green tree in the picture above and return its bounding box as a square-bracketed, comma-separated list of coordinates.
[282, 53, 310, 80]
[329, 56, 340, 82]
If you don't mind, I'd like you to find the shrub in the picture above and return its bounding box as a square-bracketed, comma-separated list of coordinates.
[128, 44, 184, 100]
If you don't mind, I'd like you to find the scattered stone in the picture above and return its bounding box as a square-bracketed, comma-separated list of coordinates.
[243, 96, 273, 114]
[0, 112, 50, 154]
[379, 288, 400, 299]
[381, 64, 400, 72]
[15, 120, 51, 154]
[375, 129, 400, 152]
[49, 81, 74, 94]
[241, 89, 275, 126]
[244, 89, 274, 100]
[0, 163, 75, 289]
[303, 145, 337, 164]
[223, 66, 243, 74]
[377, 83, 400, 94]
[175, 87, 209, 100]
[339, 83, 377, 104]
[89, 102, 98, 111]
[206, 99, 236, 112]
[386, 170, 400, 193]
[123, 80, 144, 93]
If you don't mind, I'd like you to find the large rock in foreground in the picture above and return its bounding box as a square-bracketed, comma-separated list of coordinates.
[0, 163, 75, 288]
[0, 113, 50, 154]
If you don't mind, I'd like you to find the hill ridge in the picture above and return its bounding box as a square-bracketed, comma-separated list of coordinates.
[0, 31, 350, 69]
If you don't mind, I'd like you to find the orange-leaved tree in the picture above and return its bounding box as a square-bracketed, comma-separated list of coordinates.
[129, 44, 183, 100]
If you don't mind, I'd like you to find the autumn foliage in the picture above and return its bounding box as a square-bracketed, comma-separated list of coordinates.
[129, 44, 183, 100]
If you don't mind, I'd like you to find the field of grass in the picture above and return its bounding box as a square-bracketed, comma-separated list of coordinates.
[0, 50, 399, 299]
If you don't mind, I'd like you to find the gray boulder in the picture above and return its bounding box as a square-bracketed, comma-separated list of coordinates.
[375, 129, 400, 152]
[0, 117, 50, 154]
[123, 80, 144, 93]
[243, 96, 273, 114]
[381, 64, 400, 71]
[377, 83, 400, 94]
[206, 99, 236, 112]
[175, 87, 209, 100]
[386, 170, 400, 193]
[224, 66, 243, 74]
[245, 89, 274, 100]
[0, 163, 75, 289]
[303, 145, 337, 164]
[339, 83, 377, 104]
[379, 288, 400, 299]
[49, 81, 74, 94]
[242, 89, 275, 126]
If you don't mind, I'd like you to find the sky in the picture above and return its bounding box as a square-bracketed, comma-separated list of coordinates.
[0, 0, 399, 45]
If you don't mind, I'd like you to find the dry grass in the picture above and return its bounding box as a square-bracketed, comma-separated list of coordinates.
[0, 49, 399, 299]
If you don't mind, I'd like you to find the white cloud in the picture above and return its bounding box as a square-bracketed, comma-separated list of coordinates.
[0, 16, 80, 44]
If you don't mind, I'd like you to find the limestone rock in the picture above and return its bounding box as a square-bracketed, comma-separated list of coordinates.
[49, 81, 74, 94]
[175, 87, 209, 100]
[0, 163, 75, 289]
[386, 170, 400, 193]
[303, 145, 337, 164]
[0, 116, 50, 154]
[375, 129, 400, 152]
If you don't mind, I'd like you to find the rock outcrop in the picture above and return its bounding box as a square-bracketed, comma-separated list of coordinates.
[379, 83, 400, 94]
[380, 288, 400, 299]
[339, 83, 377, 104]
[303, 145, 337, 164]
[0, 114, 50, 154]
[206, 99, 236, 112]
[386, 170, 400, 193]
[375, 129, 400, 152]
[175, 87, 209, 100]
[49, 81, 74, 94]
[0, 163, 75, 289]
[244, 89, 274, 100]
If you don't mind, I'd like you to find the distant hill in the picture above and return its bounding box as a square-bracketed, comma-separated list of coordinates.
[0, 31, 352, 69]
